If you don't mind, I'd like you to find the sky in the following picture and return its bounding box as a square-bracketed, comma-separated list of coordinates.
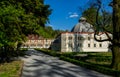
[44, 0, 112, 31]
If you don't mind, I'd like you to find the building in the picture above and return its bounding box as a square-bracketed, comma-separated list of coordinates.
[22, 17, 112, 52]
[51, 17, 112, 52]
[51, 32, 112, 52]
[21, 34, 54, 48]
[71, 17, 94, 33]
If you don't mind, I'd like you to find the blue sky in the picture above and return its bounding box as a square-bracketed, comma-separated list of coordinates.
[44, 0, 112, 31]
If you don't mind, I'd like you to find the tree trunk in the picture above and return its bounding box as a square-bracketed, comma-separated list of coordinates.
[111, 0, 120, 71]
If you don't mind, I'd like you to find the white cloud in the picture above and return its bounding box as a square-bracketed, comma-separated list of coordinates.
[69, 12, 79, 18]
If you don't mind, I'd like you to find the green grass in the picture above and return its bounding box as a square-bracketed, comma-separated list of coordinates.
[83, 52, 112, 65]
[0, 60, 23, 77]
[36, 49, 112, 66]
[0, 48, 27, 77]
[36, 49, 112, 65]
[60, 52, 112, 66]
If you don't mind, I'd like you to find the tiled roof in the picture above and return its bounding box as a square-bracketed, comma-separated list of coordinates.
[27, 34, 44, 40]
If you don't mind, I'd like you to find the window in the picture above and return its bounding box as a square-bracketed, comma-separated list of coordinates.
[88, 37, 90, 40]
[46, 39, 47, 42]
[31, 36, 34, 40]
[68, 36, 72, 40]
[88, 44, 90, 47]
[94, 44, 96, 47]
[37, 44, 43, 46]
[99, 44, 102, 47]
[45, 44, 48, 47]
[99, 37, 102, 40]
[31, 44, 35, 46]
[78, 37, 82, 40]
[68, 43, 72, 47]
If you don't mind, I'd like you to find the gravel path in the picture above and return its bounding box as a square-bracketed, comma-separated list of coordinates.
[21, 49, 112, 77]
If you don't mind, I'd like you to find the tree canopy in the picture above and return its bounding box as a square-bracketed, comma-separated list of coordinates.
[82, 5, 113, 33]
[82, 0, 120, 71]
[0, 0, 52, 62]
[38, 26, 65, 38]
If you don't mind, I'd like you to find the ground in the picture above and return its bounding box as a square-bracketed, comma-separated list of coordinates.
[20, 49, 112, 77]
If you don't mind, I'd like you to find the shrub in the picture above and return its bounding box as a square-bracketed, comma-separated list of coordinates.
[60, 56, 120, 76]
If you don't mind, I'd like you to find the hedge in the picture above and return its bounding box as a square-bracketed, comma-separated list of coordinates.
[60, 56, 120, 77]
[35, 48, 120, 77]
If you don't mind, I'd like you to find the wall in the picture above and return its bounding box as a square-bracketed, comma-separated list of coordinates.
[60, 32, 112, 52]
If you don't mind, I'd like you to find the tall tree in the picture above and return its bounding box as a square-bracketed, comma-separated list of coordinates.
[82, 6, 97, 25]
[112, 0, 120, 71]
[82, 5, 113, 33]
[91, 0, 120, 71]
[11, 0, 51, 27]
[0, 5, 27, 61]
[82, 0, 120, 71]
[0, 0, 52, 62]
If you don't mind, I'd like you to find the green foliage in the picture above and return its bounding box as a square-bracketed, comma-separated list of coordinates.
[0, 0, 52, 27]
[36, 26, 65, 38]
[60, 56, 120, 76]
[82, 6, 97, 25]
[0, 0, 52, 62]
[61, 52, 112, 65]
[0, 5, 26, 47]
[82, 6, 113, 33]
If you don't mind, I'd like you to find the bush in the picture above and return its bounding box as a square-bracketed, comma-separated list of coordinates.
[17, 48, 28, 56]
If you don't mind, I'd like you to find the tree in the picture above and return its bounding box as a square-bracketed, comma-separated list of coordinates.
[82, 6, 97, 25]
[90, 0, 120, 71]
[0, 0, 52, 27]
[82, 5, 113, 33]
[0, 5, 27, 61]
[81, 0, 120, 71]
[0, 0, 52, 62]
[111, 0, 120, 71]
[37, 26, 65, 39]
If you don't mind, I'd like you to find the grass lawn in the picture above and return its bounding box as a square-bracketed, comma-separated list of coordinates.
[0, 48, 27, 77]
[0, 60, 23, 77]
[60, 51, 112, 66]
[84, 52, 112, 66]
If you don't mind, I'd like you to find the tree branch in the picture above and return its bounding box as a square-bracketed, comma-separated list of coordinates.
[94, 0, 112, 42]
